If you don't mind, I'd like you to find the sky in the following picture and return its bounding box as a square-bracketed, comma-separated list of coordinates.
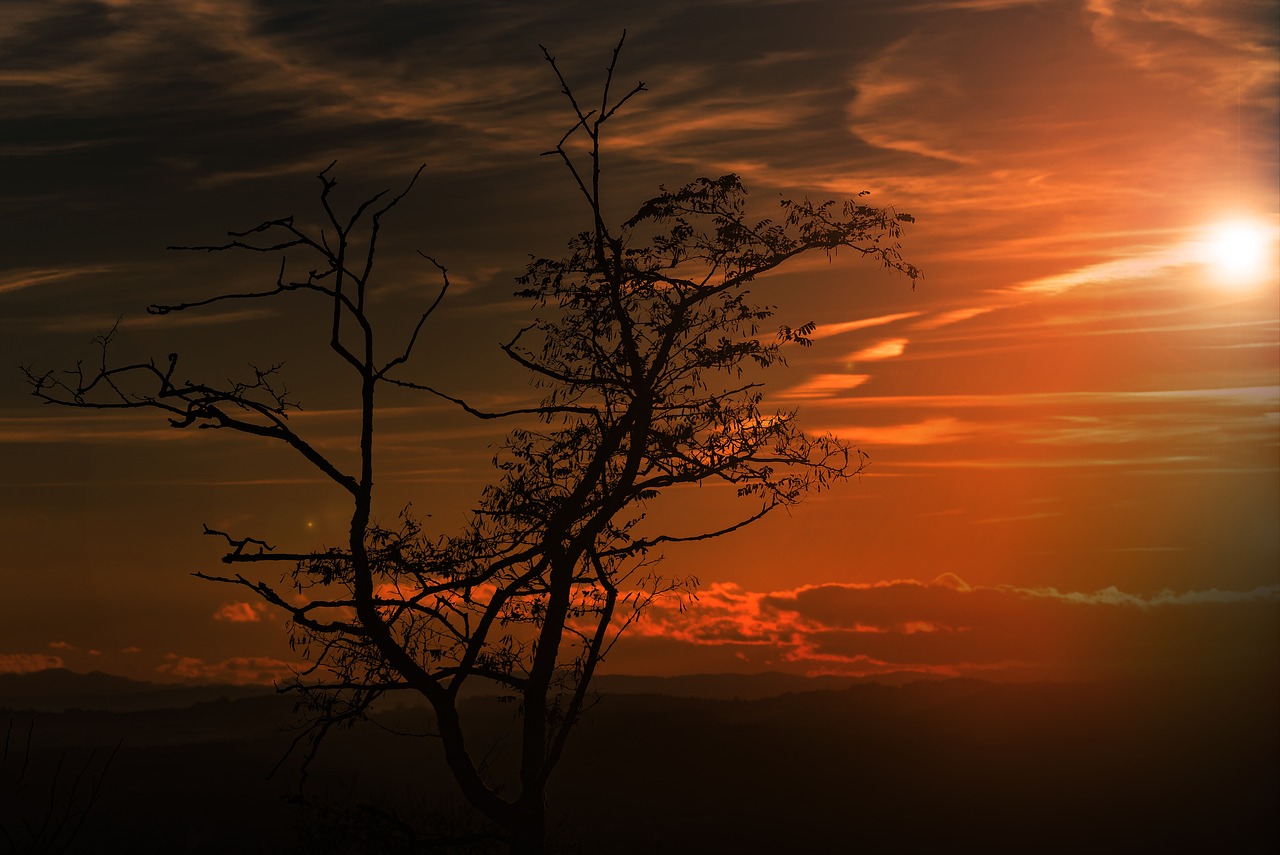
[1, 0, 1277, 685]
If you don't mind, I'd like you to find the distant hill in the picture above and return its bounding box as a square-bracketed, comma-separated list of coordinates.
[594, 669, 946, 699]
[1, 670, 1273, 853]
[0, 668, 274, 712]
[0, 668, 949, 711]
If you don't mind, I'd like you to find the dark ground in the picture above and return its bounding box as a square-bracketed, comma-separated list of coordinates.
[2, 670, 1276, 853]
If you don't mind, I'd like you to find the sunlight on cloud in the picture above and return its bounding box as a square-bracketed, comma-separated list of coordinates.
[1013, 242, 1201, 295]
[831, 417, 970, 446]
[0, 653, 65, 674]
[777, 373, 870, 400]
[627, 576, 1280, 678]
[811, 312, 921, 340]
[848, 338, 908, 361]
[213, 602, 266, 623]
[1014, 219, 1279, 295]
[911, 306, 998, 330]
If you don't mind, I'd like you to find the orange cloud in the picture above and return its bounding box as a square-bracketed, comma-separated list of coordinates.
[0, 653, 64, 674]
[1085, 0, 1280, 105]
[0, 265, 116, 294]
[828, 417, 971, 446]
[811, 312, 922, 340]
[848, 338, 908, 361]
[213, 601, 267, 623]
[777, 373, 870, 400]
[624, 577, 1280, 680]
[157, 654, 296, 685]
[911, 306, 997, 330]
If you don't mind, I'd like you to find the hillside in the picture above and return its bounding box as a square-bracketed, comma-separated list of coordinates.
[2, 670, 1275, 853]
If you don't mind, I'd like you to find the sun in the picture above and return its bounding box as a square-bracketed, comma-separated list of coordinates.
[1200, 218, 1276, 291]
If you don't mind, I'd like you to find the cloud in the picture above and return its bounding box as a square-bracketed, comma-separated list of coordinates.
[801, 386, 1280, 411]
[848, 338, 908, 361]
[1085, 0, 1280, 106]
[777, 373, 870, 400]
[847, 38, 977, 165]
[156, 653, 295, 685]
[826, 417, 971, 446]
[1023, 410, 1280, 447]
[48, 640, 76, 650]
[810, 312, 922, 340]
[1011, 239, 1203, 295]
[0, 414, 198, 445]
[213, 601, 267, 623]
[0, 265, 116, 294]
[626, 576, 1280, 678]
[1020, 583, 1280, 608]
[976, 511, 1062, 525]
[0, 652, 64, 674]
[41, 307, 275, 334]
[904, 0, 1049, 10]
[911, 306, 997, 330]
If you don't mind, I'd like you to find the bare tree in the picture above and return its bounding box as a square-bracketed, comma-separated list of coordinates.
[24, 35, 917, 854]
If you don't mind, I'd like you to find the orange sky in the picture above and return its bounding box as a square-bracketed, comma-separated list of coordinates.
[1, 0, 1277, 684]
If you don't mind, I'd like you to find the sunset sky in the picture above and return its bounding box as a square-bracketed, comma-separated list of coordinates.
[2, 0, 1277, 685]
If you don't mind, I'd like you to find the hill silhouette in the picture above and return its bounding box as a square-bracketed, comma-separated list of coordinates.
[0, 667, 273, 712]
[2, 669, 1276, 853]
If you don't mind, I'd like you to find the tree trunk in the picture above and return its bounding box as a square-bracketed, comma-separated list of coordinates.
[506, 803, 546, 855]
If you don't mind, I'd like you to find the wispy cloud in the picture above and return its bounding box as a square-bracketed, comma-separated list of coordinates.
[826, 417, 972, 446]
[1012, 238, 1200, 295]
[811, 312, 921, 340]
[1085, 0, 1280, 106]
[911, 306, 997, 330]
[811, 386, 1280, 411]
[0, 265, 116, 295]
[1023, 411, 1279, 447]
[777, 373, 870, 400]
[41, 307, 276, 333]
[848, 338, 908, 361]
[1022, 218, 1279, 295]
[903, 0, 1049, 10]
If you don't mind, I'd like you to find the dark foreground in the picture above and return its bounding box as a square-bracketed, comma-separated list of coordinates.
[2, 670, 1276, 853]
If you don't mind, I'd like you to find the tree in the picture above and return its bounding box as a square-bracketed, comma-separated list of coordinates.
[24, 34, 917, 854]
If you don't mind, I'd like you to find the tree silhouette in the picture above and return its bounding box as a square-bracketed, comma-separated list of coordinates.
[24, 35, 917, 854]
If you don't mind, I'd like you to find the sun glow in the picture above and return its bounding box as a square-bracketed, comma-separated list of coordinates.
[1200, 218, 1277, 291]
